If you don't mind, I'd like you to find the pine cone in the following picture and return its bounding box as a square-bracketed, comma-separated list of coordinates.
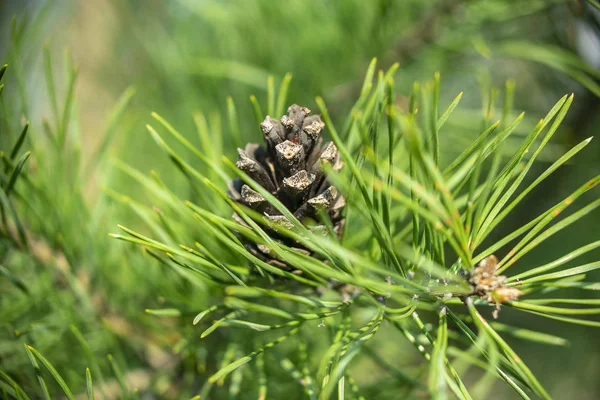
[228, 104, 346, 270]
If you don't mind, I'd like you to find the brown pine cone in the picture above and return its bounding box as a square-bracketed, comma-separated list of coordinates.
[228, 104, 345, 271]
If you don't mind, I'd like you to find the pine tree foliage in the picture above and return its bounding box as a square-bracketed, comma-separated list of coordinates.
[1, 3, 599, 400]
[106, 61, 599, 399]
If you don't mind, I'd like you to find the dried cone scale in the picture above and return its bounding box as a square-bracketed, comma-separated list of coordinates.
[228, 104, 345, 270]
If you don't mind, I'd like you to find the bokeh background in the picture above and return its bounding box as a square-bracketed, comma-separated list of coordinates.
[1, 0, 599, 398]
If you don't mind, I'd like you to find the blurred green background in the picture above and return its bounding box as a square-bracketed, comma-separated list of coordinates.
[1, 0, 599, 398]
